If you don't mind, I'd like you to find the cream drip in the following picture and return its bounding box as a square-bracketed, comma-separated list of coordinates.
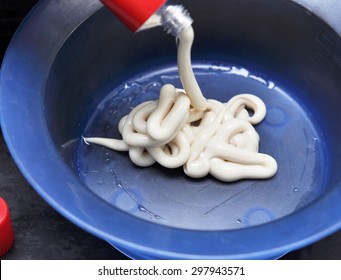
[84, 26, 277, 182]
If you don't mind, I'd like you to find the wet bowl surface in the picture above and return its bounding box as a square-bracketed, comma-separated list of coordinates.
[1, 0, 341, 259]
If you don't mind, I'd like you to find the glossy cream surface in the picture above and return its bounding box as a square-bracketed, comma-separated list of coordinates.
[84, 26, 277, 181]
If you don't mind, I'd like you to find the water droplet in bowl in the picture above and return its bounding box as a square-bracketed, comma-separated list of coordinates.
[96, 179, 104, 185]
[138, 204, 147, 212]
[267, 81, 275, 89]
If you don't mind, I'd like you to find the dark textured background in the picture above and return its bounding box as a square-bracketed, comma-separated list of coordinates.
[1, 0, 341, 260]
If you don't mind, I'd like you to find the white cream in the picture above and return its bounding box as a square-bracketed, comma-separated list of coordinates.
[84, 26, 277, 182]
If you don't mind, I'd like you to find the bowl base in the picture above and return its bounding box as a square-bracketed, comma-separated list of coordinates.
[77, 62, 327, 231]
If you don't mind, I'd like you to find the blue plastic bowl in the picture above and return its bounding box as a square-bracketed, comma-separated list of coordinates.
[1, 0, 341, 259]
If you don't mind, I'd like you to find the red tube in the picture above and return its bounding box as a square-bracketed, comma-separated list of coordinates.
[0, 197, 14, 256]
[101, 0, 167, 32]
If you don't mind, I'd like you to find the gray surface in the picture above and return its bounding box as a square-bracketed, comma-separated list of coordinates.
[293, 0, 341, 36]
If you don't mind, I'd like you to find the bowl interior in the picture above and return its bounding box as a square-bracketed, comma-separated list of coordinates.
[45, 0, 341, 230]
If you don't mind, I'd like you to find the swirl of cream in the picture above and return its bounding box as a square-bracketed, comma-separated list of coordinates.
[225, 93, 266, 124]
[185, 117, 277, 181]
[84, 84, 192, 168]
[121, 85, 190, 147]
[84, 26, 278, 182]
[146, 84, 190, 141]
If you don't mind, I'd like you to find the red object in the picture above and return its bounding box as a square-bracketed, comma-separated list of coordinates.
[0, 197, 14, 256]
[101, 0, 166, 32]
